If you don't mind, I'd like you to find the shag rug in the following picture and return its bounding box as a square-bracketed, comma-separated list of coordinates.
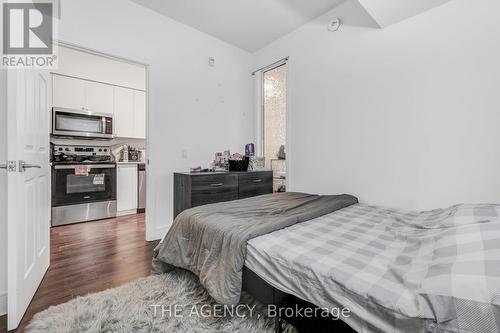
[25, 269, 294, 333]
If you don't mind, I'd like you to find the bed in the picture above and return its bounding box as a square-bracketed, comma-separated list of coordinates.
[153, 193, 500, 333]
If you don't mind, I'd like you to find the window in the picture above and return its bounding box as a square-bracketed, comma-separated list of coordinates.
[262, 63, 287, 192]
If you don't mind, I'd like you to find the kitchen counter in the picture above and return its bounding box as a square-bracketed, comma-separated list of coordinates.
[116, 161, 145, 165]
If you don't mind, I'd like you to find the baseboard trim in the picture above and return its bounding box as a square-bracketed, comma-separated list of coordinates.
[116, 209, 137, 217]
[0, 291, 6, 316]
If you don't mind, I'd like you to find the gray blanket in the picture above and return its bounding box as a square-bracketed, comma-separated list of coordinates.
[152, 192, 358, 305]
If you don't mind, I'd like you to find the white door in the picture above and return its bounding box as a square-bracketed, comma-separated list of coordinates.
[6, 70, 51, 330]
[85, 81, 114, 114]
[52, 74, 86, 110]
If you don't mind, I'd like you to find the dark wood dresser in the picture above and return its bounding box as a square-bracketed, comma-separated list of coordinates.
[174, 170, 273, 218]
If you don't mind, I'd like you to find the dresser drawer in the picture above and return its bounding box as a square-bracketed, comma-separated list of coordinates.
[238, 172, 273, 199]
[174, 171, 274, 219]
[191, 174, 238, 207]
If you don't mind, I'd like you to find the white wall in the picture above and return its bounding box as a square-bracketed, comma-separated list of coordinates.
[0, 69, 7, 315]
[254, 0, 500, 210]
[57, 0, 255, 240]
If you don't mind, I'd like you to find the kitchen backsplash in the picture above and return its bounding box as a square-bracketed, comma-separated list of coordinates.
[111, 138, 146, 162]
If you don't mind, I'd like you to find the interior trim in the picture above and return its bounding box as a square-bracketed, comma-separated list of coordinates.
[0, 291, 7, 316]
[53, 40, 149, 68]
[116, 209, 139, 217]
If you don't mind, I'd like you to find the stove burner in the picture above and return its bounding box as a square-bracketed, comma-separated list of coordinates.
[52, 144, 114, 165]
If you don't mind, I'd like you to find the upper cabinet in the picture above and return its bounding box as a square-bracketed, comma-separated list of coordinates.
[53, 75, 114, 115]
[54, 46, 146, 91]
[134, 91, 146, 139]
[53, 75, 147, 139]
[85, 81, 114, 115]
[114, 87, 146, 139]
[114, 87, 135, 138]
[52, 75, 85, 111]
[51, 46, 147, 139]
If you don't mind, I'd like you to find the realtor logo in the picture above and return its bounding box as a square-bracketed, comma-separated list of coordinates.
[1, 1, 57, 68]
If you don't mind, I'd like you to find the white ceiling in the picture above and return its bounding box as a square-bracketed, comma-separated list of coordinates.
[129, 0, 346, 52]
[357, 0, 452, 28]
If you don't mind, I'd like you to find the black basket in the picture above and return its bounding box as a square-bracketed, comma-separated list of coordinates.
[228, 159, 249, 172]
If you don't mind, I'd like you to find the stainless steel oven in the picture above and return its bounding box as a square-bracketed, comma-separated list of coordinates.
[52, 107, 113, 139]
[52, 163, 117, 226]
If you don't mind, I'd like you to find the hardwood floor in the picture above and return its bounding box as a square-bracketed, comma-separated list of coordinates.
[1, 213, 159, 333]
[0, 315, 6, 333]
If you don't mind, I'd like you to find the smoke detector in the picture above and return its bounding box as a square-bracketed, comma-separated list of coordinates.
[328, 18, 341, 32]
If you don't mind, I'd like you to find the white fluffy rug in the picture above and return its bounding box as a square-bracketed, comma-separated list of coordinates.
[25, 269, 288, 333]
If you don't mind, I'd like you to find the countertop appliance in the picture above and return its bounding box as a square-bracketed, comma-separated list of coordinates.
[52, 107, 113, 139]
[51, 144, 117, 226]
[138, 163, 146, 213]
[129, 150, 140, 162]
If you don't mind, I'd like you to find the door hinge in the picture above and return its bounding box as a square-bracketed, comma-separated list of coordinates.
[0, 161, 17, 172]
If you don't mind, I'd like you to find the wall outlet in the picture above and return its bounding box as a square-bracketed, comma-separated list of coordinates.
[181, 149, 188, 159]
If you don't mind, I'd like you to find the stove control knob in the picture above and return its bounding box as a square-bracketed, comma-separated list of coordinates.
[104, 149, 108, 152]
[58, 148, 63, 151]
[99, 149, 102, 152]
[65, 148, 70, 152]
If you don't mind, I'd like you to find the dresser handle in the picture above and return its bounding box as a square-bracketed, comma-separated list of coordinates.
[252, 179, 262, 183]
[210, 183, 223, 187]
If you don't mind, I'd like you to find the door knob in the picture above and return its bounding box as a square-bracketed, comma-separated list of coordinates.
[0, 161, 17, 172]
[19, 160, 42, 172]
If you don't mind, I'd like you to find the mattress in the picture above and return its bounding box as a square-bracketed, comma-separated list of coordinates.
[245, 203, 500, 333]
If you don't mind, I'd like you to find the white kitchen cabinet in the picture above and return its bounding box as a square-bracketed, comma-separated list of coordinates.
[56, 45, 146, 91]
[117, 164, 138, 215]
[53, 75, 86, 110]
[114, 87, 146, 139]
[85, 81, 114, 114]
[114, 87, 135, 138]
[52, 73, 146, 139]
[134, 91, 146, 139]
[52, 74, 114, 115]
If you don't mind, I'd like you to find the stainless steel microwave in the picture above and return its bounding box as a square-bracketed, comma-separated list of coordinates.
[52, 107, 114, 139]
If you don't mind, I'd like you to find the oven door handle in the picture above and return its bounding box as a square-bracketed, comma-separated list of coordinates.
[54, 164, 116, 170]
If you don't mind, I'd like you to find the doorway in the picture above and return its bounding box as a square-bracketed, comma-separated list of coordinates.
[3, 41, 152, 330]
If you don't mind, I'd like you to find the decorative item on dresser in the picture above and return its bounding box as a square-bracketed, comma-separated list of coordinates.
[173, 170, 273, 219]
